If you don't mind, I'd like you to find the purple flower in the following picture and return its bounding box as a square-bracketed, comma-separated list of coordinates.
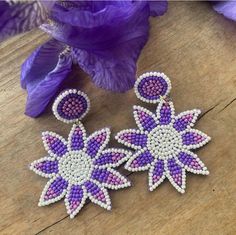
[116, 100, 210, 193]
[212, 1, 236, 21]
[0, 0, 168, 117]
[30, 123, 131, 218]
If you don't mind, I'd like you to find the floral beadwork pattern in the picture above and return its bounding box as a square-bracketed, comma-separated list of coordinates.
[30, 123, 131, 218]
[115, 100, 210, 193]
[52, 89, 90, 123]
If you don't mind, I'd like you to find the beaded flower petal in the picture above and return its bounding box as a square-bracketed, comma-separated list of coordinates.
[116, 72, 211, 193]
[30, 89, 131, 218]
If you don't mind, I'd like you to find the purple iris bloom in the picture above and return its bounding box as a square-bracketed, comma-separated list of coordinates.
[212, 1, 236, 21]
[0, 0, 168, 117]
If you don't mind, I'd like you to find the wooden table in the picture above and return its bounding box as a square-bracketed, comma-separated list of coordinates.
[0, 2, 235, 235]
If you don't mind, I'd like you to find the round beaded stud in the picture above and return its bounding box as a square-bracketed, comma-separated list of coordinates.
[30, 89, 131, 218]
[52, 89, 90, 123]
[116, 72, 211, 193]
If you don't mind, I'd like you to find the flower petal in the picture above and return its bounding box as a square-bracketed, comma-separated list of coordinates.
[176, 151, 209, 175]
[166, 158, 186, 193]
[115, 129, 148, 150]
[38, 176, 68, 206]
[148, 159, 165, 191]
[65, 185, 87, 219]
[213, 1, 236, 21]
[0, 1, 47, 41]
[148, 1, 168, 17]
[93, 149, 131, 168]
[156, 100, 175, 125]
[68, 123, 86, 152]
[84, 180, 111, 210]
[86, 128, 110, 158]
[21, 39, 72, 117]
[30, 157, 58, 178]
[42, 131, 67, 158]
[125, 149, 154, 171]
[133, 105, 157, 132]
[47, 1, 150, 92]
[182, 130, 211, 149]
[173, 109, 201, 132]
[91, 168, 131, 189]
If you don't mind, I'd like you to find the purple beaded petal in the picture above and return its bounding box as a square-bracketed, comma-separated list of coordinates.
[39, 176, 68, 206]
[68, 123, 86, 152]
[91, 168, 130, 189]
[84, 180, 111, 210]
[177, 151, 209, 175]
[149, 159, 165, 191]
[115, 129, 148, 150]
[53, 89, 90, 123]
[134, 72, 171, 103]
[86, 128, 110, 158]
[166, 158, 186, 193]
[156, 100, 174, 125]
[173, 109, 201, 132]
[65, 185, 87, 218]
[42, 132, 68, 158]
[133, 106, 157, 132]
[125, 149, 154, 171]
[30, 157, 59, 178]
[93, 149, 130, 168]
[182, 130, 211, 149]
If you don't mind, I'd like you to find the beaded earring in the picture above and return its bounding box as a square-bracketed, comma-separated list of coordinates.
[30, 89, 131, 218]
[115, 72, 211, 193]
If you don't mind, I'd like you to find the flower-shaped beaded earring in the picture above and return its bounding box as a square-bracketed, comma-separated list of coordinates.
[115, 72, 211, 193]
[30, 89, 131, 218]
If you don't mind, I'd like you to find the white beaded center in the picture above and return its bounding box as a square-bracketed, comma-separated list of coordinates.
[58, 152, 93, 185]
[147, 126, 183, 159]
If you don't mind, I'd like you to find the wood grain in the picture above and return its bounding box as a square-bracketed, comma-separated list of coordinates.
[0, 2, 236, 235]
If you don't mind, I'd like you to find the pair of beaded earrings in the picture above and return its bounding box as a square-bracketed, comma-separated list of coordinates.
[30, 72, 210, 218]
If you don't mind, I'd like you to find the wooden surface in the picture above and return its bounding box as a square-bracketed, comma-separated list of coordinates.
[0, 2, 236, 235]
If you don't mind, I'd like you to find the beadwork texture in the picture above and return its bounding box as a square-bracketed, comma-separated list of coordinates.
[52, 89, 90, 123]
[134, 72, 171, 103]
[30, 123, 131, 218]
[116, 72, 211, 193]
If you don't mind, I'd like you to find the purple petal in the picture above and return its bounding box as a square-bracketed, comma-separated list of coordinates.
[84, 180, 111, 210]
[68, 124, 86, 152]
[173, 109, 201, 132]
[156, 101, 175, 125]
[125, 149, 154, 171]
[65, 185, 87, 218]
[91, 168, 130, 189]
[42, 131, 67, 158]
[21, 39, 72, 117]
[148, 1, 168, 17]
[0, 1, 47, 41]
[39, 176, 68, 206]
[86, 128, 110, 158]
[182, 130, 211, 149]
[177, 151, 209, 175]
[115, 129, 148, 150]
[30, 157, 58, 178]
[93, 149, 130, 168]
[133, 106, 157, 132]
[213, 1, 236, 21]
[44, 2, 150, 92]
[166, 158, 186, 193]
[148, 159, 165, 191]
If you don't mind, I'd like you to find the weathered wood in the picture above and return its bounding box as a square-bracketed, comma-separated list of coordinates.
[0, 2, 235, 235]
